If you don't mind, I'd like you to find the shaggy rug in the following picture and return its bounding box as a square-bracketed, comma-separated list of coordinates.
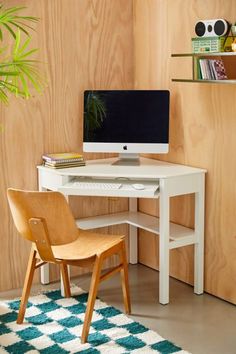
[0, 287, 190, 353]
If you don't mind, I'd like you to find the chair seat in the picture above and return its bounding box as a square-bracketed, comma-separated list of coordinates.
[33, 230, 124, 261]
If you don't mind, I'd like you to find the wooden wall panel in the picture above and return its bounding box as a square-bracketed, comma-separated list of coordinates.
[1, 0, 236, 305]
[0, 0, 133, 291]
[134, 0, 236, 304]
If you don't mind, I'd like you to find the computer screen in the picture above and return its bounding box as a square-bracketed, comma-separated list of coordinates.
[83, 90, 170, 158]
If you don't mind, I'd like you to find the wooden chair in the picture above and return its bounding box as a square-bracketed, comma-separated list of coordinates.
[7, 188, 131, 343]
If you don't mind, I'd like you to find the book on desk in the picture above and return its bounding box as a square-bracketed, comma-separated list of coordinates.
[42, 152, 85, 169]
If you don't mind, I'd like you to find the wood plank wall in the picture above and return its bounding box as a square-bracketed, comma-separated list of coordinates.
[0, 0, 132, 291]
[1, 0, 235, 305]
[134, 0, 236, 304]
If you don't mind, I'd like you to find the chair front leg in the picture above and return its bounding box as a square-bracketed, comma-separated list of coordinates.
[81, 255, 103, 344]
[17, 247, 37, 324]
[120, 240, 131, 314]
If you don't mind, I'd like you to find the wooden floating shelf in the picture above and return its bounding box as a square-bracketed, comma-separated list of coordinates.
[172, 52, 236, 57]
[172, 52, 236, 84]
[172, 79, 236, 84]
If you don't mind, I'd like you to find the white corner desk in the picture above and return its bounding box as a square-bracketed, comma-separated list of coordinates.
[37, 157, 206, 305]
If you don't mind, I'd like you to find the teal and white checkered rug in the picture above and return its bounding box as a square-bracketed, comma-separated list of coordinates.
[0, 287, 190, 353]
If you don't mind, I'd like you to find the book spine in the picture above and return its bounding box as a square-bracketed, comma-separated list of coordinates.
[44, 161, 85, 166]
[204, 59, 212, 80]
[208, 60, 217, 80]
[42, 157, 84, 164]
[199, 59, 207, 80]
[197, 59, 202, 79]
[213, 59, 227, 80]
[44, 163, 85, 169]
[206, 60, 214, 80]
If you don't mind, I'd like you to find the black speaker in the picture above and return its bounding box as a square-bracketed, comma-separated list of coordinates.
[195, 19, 230, 37]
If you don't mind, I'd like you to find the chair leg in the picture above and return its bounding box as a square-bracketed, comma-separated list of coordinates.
[81, 255, 103, 344]
[120, 240, 131, 314]
[17, 248, 37, 324]
[60, 263, 71, 298]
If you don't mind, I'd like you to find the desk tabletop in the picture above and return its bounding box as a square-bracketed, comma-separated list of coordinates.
[38, 157, 206, 179]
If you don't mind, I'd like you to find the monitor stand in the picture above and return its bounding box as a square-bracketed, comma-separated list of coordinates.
[112, 153, 140, 166]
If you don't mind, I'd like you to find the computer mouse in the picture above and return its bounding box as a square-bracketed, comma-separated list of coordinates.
[132, 183, 145, 190]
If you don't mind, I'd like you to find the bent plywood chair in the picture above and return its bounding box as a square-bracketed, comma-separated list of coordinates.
[7, 188, 131, 343]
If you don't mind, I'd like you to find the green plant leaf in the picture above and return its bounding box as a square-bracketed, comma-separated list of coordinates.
[2, 22, 16, 38]
[0, 87, 8, 103]
[0, 5, 45, 104]
[17, 48, 39, 59]
[13, 29, 21, 53]
[19, 65, 44, 92]
[15, 16, 39, 22]
[0, 5, 39, 40]
[9, 21, 31, 36]
[0, 70, 18, 76]
[0, 6, 27, 17]
[15, 36, 31, 55]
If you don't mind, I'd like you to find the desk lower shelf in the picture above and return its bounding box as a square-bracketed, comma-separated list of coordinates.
[76, 211, 195, 249]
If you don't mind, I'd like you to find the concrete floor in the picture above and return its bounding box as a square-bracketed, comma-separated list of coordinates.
[1, 264, 235, 354]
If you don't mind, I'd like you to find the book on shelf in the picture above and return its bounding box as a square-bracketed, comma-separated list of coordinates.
[198, 59, 227, 80]
[212, 59, 227, 80]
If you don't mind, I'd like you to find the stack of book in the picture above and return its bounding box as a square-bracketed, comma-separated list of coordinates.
[198, 59, 227, 80]
[42, 152, 85, 169]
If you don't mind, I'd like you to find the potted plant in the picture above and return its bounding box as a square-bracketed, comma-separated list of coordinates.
[0, 4, 45, 104]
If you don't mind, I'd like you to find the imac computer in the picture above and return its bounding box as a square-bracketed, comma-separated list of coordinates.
[83, 90, 170, 165]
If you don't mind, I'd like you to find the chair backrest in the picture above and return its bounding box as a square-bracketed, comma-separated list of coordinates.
[7, 189, 79, 246]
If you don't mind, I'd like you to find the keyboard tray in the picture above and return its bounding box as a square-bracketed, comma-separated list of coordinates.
[58, 177, 160, 198]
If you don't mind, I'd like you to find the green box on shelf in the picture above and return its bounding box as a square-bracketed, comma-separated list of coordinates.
[192, 36, 227, 53]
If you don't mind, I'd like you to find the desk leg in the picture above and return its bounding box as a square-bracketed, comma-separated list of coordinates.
[60, 195, 71, 297]
[159, 186, 170, 305]
[194, 175, 205, 294]
[129, 198, 138, 264]
[40, 264, 50, 285]
[38, 181, 50, 285]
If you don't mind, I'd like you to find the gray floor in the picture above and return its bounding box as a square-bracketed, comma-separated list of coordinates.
[1, 264, 236, 354]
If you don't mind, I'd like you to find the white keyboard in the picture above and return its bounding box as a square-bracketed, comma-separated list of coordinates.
[73, 181, 122, 190]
